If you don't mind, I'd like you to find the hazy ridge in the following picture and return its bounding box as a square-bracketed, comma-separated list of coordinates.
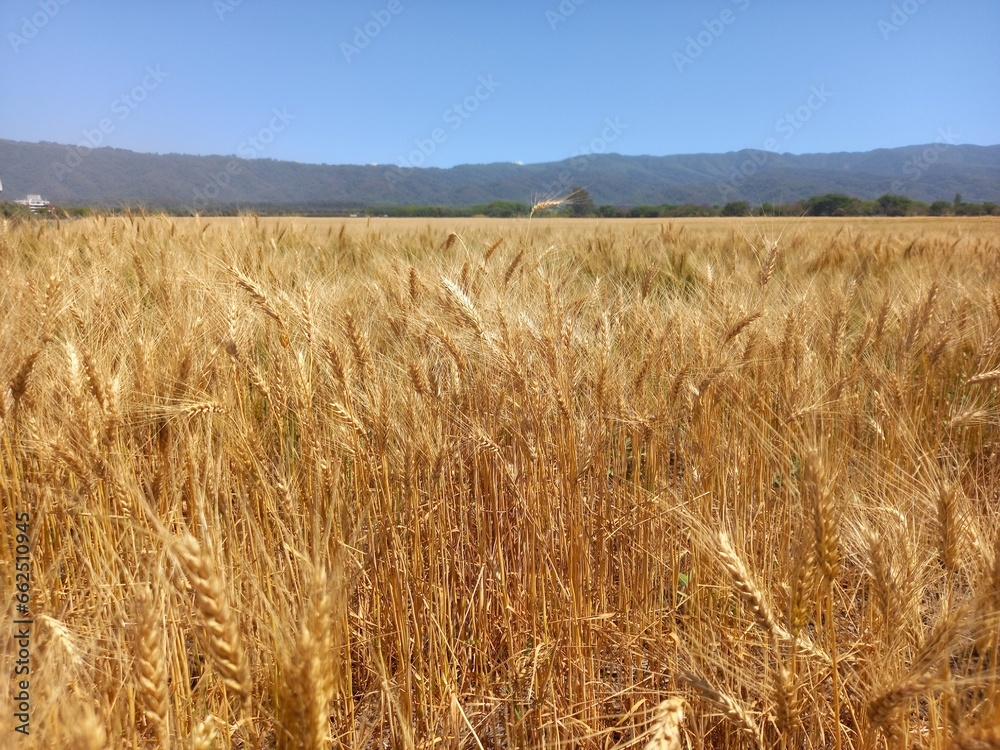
[2, 138, 999, 209]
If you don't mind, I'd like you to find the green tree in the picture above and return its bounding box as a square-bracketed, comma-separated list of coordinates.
[876, 193, 913, 216]
[956, 202, 985, 216]
[0, 201, 33, 220]
[805, 193, 854, 216]
[567, 187, 596, 217]
[722, 201, 751, 216]
[471, 200, 529, 217]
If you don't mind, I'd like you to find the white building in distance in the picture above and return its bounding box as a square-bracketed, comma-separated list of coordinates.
[15, 194, 51, 212]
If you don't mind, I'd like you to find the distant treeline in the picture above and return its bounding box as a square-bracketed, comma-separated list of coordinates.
[3, 192, 998, 220]
[386, 192, 998, 218]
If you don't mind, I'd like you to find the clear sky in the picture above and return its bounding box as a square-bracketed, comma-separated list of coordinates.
[3, 1, 998, 169]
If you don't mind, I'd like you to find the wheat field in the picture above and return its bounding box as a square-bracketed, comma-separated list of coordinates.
[2, 214, 999, 749]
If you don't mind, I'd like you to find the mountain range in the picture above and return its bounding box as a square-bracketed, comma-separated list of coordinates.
[2, 138, 999, 210]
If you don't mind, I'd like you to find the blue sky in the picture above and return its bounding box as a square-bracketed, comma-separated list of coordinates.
[3, 1, 998, 168]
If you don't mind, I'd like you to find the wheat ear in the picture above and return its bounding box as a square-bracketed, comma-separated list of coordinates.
[441, 277, 484, 336]
[191, 715, 218, 750]
[230, 265, 286, 327]
[870, 608, 964, 732]
[135, 586, 170, 746]
[63, 702, 107, 750]
[276, 569, 336, 750]
[529, 196, 568, 219]
[951, 728, 1000, 750]
[684, 673, 764, 747]
[644, 697, 687, 750]
[173, 533, 252, 709]
[8, 348, 41, 405]
[965, 369, 1000, 385]
[716, 530, 779, 641]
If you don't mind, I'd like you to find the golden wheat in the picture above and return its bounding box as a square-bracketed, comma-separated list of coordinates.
[2, 215, 999, 749]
